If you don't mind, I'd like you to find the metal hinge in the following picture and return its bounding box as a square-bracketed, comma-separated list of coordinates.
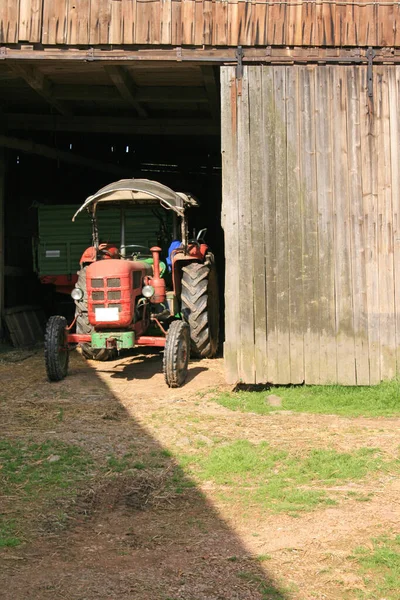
[366, 46, 376, 98]
[236, 46, 243, 80]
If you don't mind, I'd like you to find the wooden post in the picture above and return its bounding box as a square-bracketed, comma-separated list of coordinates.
[0, 148, 5, 340]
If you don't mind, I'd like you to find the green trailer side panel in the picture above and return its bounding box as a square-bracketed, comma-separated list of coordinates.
[36, 204, 173, 276]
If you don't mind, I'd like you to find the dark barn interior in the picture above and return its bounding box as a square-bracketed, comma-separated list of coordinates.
[0, 62, 223, 340]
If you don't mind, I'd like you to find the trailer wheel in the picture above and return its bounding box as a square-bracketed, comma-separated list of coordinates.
[163, 320, 190, 388]
[181, 254, 219, 358]
[74, 267, 115, 361]
[45, 315, 69, 382]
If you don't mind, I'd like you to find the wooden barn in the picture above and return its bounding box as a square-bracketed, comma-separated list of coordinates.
[0, 0, 400, 385]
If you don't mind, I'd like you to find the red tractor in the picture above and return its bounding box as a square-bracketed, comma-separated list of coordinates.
[44, 179, 219, 387]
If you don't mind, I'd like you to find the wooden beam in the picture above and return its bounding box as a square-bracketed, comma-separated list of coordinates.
[201, 66, 220, 123]
[0, 148, 4, 340]
[10, 64, 72, 116]
[0, 135, 131, 176]
[105, 66, 148, 118]
[5, 115, 219, 136]
[53, 84, 208, 103]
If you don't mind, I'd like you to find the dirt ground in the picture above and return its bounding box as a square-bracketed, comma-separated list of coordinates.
[1, 348, 400, 599]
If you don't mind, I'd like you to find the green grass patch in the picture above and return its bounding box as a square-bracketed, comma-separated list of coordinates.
[213, 379, 400, 417]
[179, 441, 396, 515]
[352, 535, 400, 599]
[0, 439, 93, 548]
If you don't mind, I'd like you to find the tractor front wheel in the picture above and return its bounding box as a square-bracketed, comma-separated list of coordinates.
[163, 320, 190, 388]
[45, 315, 69, 382]
[181, 254, 219, 358]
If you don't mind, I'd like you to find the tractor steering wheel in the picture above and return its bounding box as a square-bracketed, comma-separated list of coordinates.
[122, 244, 152, 258]
[98, 247, 114, 258]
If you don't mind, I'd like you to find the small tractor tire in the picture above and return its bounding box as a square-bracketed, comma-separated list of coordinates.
[74, 267, 115, 361]
[163, 320, 190, 388]
[45, 315, 69, 382]
[181, 254, 219, 358]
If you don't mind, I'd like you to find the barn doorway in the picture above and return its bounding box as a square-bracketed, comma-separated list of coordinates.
[0, 62, 224, 348]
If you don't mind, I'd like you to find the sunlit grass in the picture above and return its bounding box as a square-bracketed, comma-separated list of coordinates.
[213, 378, 400, 417]
[351, 535, 400, 599]
[176, 440, 397, 515]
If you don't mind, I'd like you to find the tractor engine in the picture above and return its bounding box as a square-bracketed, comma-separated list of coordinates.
[86, 259, 152, 329]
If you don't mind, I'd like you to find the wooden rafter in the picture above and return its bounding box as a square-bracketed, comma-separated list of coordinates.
[11, 63, 72, 116]
[0, 135, 130, 176]
[105, 66, 148, 118]
[201, 66, 220, 123]
[5, 115, 219, 136]
[53, 84, 208, 104]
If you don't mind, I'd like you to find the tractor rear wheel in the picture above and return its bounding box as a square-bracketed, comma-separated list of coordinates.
[45, 315, 69, 382]
[163, 320, 190, 388]
[74, 267, 115, 361]
[181, 254, 219, 358]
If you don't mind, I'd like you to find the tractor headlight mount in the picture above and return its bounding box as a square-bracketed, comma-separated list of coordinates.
[71, 287, 84, 301]
[142, 285, 155, 299]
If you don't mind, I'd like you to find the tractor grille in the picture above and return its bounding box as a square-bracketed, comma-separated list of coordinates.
[107, 290, 121, 300]
[107, 278, 120, 287]
[92, 291, 105, 301]
[91, 278, 103, 288]
[95, 303, 105, 309]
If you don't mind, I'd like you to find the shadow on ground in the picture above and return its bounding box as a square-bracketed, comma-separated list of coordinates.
[0, 349, 287, 599]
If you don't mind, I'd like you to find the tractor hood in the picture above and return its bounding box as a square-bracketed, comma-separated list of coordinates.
[72, 178, 198, 221]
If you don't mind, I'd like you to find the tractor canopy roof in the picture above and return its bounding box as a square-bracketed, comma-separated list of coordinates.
[72, 178, 198, 221]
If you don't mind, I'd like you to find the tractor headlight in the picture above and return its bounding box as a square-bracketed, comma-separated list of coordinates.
[71, 287, 84, 301]
[142, 285, 155, 298]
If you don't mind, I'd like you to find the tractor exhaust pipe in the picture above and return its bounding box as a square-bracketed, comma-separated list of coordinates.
[150, 246, 166, 303]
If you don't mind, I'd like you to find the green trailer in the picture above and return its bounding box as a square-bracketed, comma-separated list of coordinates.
[34, 204, 173, 293]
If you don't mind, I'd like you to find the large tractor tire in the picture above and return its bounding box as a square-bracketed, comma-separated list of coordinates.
[163, 320, 190, 388]
[181, 254, 219, 358]
[74, 267, 115, 361]
[45, 315, 69, 382]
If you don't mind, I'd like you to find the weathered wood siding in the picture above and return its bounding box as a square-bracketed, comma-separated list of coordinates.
[221, 64, 400, 385]
[1, 0, 400, 46]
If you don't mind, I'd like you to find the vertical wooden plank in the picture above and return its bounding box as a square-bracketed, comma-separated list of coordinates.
[160, 0, 171, 44]
[248, 67, 267, 383]
[67, 0, 90, 44]
[0, 1, 20, 43]
[237, 68, 256, 382]
[376, 68, 396, 379]
[286, 67, 305, 383]
[203, 0, 214, 45]
[299, 66, 320, 384]
[19, 0, 42, 42]
[90, 0, 112, 44]
[194, 0, 204, 45]
[359, 67, 380, 384]
[320, 0, 335, 45]
[171, 0, 182, 45]
[272, 66, 291, 384]
[345, 0, 358, 46]
[221, 66, 240, 383]
[346, 67, 370, 384]
[181, 0, 195, 45]
[121, 0, 136, 44]
[331, 67, 356, 384]
[262, 66, 278, 382]
[136, 0, 161, 44]
[110, 0, 123, 44]
[358, 0, 377, 47]
[390, 67, 400, 375]
[314, 66, 337, 383]
[227, 0, 239, 45]
[253, 1, 267, 46]
[213, 0, 228, 46]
